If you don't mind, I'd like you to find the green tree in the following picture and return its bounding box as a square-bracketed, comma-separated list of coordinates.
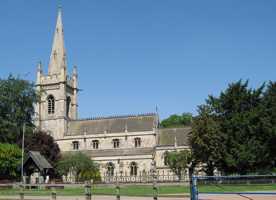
[190, 105, 222, 176]
[263, 81, 276, 167]
[165, 150, 192, 179]
[0, 143, 21, 179]
[57, 152, 100, 182]
[161, 113, 192, 128]
[24, 131, 61, 166]
[190, 80, 275, 175]
[214, 81, 268, 174]
[0, 75, 37, 143]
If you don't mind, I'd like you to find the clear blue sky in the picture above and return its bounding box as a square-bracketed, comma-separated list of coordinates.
[0, 0, 275, 119]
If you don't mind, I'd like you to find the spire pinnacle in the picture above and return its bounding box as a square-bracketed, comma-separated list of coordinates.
[37, 61, 42, 72]
[48, 7, 67, 75]
[58, 1, 62, 10]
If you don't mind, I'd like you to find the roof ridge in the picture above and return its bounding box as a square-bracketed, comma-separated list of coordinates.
[159, 126, 192, 130]
[71, 113, 156, 121]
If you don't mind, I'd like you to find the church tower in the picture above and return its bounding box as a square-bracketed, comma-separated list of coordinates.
[34, 8, 78, 140]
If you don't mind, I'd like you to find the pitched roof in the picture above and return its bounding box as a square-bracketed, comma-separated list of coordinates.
[24, 151, 53, 171]
[67, 113, 157, 136]
[157, 127, 191, 147]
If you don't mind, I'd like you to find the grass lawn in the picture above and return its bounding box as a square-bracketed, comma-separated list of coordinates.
[0, 184, 276, 196]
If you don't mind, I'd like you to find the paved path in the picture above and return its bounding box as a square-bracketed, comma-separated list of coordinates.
[199, 194, 276, 200]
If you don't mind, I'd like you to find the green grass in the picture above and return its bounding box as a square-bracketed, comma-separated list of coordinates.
[0, 184, 275, 197]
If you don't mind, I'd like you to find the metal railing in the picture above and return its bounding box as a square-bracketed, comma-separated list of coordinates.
[101, 170, 189, 184]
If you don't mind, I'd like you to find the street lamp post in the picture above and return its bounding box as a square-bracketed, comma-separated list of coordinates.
[21, 123, 25, 185]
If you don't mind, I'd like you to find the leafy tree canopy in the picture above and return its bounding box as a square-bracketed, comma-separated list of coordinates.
[165, 150, 192, 178]
[161, 113, 192, 128]
[0, 75, 37, 143]
[57, 152, 100, 182]
[0, 143, 21, 179]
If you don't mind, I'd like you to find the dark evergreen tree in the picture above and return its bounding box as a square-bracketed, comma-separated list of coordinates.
[190, 105, 222, 175]
[24, 131, 61, 166]
[191, 80, 276, 175]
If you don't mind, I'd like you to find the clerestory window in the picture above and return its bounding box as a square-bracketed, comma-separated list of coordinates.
[134, 137, 141, 148]
[92, 140, 99, 149]
[113, 139, 120, 148]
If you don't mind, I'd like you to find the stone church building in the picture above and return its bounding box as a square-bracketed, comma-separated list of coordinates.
[34, 8, 190, 181]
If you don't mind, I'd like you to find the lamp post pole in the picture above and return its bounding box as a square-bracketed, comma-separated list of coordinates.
[21, 123, 25, 184]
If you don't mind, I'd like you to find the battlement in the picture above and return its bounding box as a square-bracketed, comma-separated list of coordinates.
[38, 73, 75, 88]
[40, 73, 61, 84]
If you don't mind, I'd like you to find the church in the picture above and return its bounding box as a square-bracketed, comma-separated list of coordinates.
[34, 8, 190, 182]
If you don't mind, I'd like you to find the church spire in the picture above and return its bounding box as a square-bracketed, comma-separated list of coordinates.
[48, 7, 67, 75]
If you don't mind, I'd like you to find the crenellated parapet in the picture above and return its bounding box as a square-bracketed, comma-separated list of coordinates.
[39, 73, 61, 85]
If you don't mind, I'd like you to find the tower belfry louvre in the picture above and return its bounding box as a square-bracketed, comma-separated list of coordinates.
[34, 8, 190, 181]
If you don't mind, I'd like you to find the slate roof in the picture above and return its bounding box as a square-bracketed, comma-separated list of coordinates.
[24, 151, 53, 171]
[70, 147, 154, 157]
[157, 127, 191, 147]
[67, 113, 157, 136]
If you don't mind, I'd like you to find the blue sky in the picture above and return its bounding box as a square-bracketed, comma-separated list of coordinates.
[0, 0, 275, 119]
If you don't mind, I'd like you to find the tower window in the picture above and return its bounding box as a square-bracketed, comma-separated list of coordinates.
[130, 162, 138, 176]
[92, 140, 99, 149]
[66, 96, 71, 117]
[113, 139, 120, 148]
[134, 137, 141, 148]
[72, 141, 79, 150]
[47, 95, 55, 114]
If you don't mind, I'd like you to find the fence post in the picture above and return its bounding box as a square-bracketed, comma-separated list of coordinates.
[191, 175, 198, 200]
[85, 181, 92, 200]
[116, 175, 120, 200]
[19, 187, 24, 200]
[151, 160, 158, 200]
[51, 187, 57, 200]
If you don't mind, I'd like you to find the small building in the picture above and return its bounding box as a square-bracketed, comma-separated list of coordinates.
[23, 151, 53, 184]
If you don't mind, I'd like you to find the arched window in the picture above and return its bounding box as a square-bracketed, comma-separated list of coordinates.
[130, 162, 138, 176]
[106, 162, 114, 176]
[134, 137, 141, 148]
[66, 96, 71, 117]
[47, 95, 55, 114]
[164, 151, 169, 166]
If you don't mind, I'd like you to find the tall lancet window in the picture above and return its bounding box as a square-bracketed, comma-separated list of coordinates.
[66, 96, 71, 117]
[130, 162, 138, 176]
[47, 95, 55, 114]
